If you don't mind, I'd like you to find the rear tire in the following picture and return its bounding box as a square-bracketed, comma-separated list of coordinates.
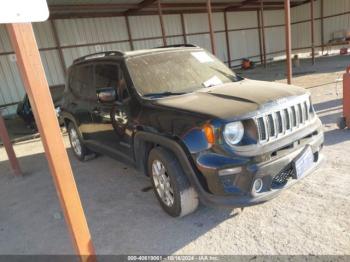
[148, 147, 199, 217]
[67, 122, 90, 161]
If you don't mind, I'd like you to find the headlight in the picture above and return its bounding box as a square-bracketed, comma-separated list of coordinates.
[223, 121, 244, 146]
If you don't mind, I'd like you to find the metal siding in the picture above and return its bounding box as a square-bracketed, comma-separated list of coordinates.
[213, 12, 225, 31]
[0, 25, 13, 53]
[291, 0, 321, 22]
[324, 0, 350, 16]
[55, 17, 128, 46]
[264, 10, 284, 26]
[164, 14, 182, 36]
[228, 29, 260, 63]
[33, 21, 56, 49]
[323, 14, 350, 43]
[214, 32, 227, 62]
[227, 11, 258, 30]
[265, 27, 285, 58]
[0, 55, 25, 115]
[166, 36, 184, 46]
[187, 33, 211, 51]
[292, 22, 311, 49]
[184, 13, 209, 33]
[39, 50, 65, 85]
[129, 15, 162, 39]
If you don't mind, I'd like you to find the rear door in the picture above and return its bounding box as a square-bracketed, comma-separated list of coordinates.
[68, 64, 95, 138]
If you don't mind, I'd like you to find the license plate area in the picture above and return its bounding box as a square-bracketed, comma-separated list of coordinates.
[292, 146, 314, 179]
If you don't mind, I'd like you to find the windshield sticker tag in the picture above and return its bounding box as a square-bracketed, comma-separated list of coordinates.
[203, 76, 222, 88]
[191, 51, 214, 63]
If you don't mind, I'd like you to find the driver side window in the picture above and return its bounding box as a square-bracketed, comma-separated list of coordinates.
[94, 63, 129, 102]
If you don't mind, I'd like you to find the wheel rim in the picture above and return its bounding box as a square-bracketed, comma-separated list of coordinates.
[70, 128, 82, 156]
[114, 110, 128, 124]
[152, 159, 174, 207]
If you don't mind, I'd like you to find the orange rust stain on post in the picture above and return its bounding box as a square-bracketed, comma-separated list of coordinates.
[284, 0, 292, 85]
[6, 23, 95, 261]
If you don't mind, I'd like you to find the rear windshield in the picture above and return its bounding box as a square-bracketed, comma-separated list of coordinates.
[126, 49, 239, 97]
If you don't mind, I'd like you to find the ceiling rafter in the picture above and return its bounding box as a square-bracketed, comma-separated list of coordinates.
[124, 0, 157, 15]
[48, 0, 313, 19]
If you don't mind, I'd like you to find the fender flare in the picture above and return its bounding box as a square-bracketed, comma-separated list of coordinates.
[133, 131, 208, 198]
[60, 111, 80, 129]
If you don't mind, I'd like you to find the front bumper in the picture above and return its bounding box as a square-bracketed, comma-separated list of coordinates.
[198, 146, 324, 208]
[192, 119, 324, 208]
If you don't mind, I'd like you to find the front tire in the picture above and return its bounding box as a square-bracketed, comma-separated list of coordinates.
[148, 147, 199, 217]
[67, 122, 90, 161]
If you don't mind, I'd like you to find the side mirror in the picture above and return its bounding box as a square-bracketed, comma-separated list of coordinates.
[98, 88, 116, 103]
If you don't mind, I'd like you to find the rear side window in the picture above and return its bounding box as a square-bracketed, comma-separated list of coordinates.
[69, 65, 94, 99]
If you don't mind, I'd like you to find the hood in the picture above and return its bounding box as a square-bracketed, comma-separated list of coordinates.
[154, 79, 307, 120]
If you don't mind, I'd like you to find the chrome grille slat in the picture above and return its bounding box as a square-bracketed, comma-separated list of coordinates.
[291, 106, 297, 128]
[298, 103, 303, 124]
[283, 109, 290, 131]
[255, 98, 313, 144]
[276, 111, 283, 134]
[304, 101, 309, 121]
[267, 114, 276, 138]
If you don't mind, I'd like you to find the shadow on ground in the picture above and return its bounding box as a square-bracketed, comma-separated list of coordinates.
[0, 148, 237, 255]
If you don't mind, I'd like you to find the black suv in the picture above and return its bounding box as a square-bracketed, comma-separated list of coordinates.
[60, 46, 324, 217]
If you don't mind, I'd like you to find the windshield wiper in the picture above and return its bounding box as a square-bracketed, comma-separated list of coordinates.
[143, 91, 186, 97]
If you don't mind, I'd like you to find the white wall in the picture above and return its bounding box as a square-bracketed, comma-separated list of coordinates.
[0, 0, 349, 115]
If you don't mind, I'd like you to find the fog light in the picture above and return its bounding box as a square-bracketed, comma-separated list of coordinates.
[253, 178, 263, 193]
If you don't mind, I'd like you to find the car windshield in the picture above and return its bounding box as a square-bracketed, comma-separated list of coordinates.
[126, 49, 240, 97]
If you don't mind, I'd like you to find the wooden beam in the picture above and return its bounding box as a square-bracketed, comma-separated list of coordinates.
[320, 0, 324, 54]
[207, 0, 216, 54]
[50, 4, 138, 11]
[224, 11, 232, 68]
[260, 0, 267, 67]
[310, 0, 315, 64]
[49, 6, 287, 19]
[49, 1, 288, 14]
[157, 0, 167, 46]
[180, 13, 187, 44]
[257, 9, 264, 65]
[284, 0, 293, 84]
[125, 15, 134, 50]
[0, 110, 22, 176]
[6, 23, 95, 261]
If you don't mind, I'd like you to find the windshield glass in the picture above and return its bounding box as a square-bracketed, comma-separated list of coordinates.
[126, 49, 239, 97]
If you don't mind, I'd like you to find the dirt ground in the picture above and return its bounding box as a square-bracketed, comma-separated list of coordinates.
[0, 55, 350, 255]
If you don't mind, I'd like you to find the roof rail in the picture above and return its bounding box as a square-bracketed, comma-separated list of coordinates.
[73, 51, 124, 64]
[155, 44, 199, 49]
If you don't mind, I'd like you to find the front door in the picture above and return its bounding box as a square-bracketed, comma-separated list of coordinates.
[89, 62, 133, 159]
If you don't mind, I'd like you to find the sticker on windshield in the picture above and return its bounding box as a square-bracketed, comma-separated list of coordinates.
[191, 51, 214, 63]
[203, 76, 223, 88]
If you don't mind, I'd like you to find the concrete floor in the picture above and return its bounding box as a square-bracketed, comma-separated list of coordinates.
[1, 55, 350, 255]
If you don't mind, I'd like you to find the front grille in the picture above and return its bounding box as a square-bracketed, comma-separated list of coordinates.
[255, 99, 312, 143]
[271, 164, 295, 188]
